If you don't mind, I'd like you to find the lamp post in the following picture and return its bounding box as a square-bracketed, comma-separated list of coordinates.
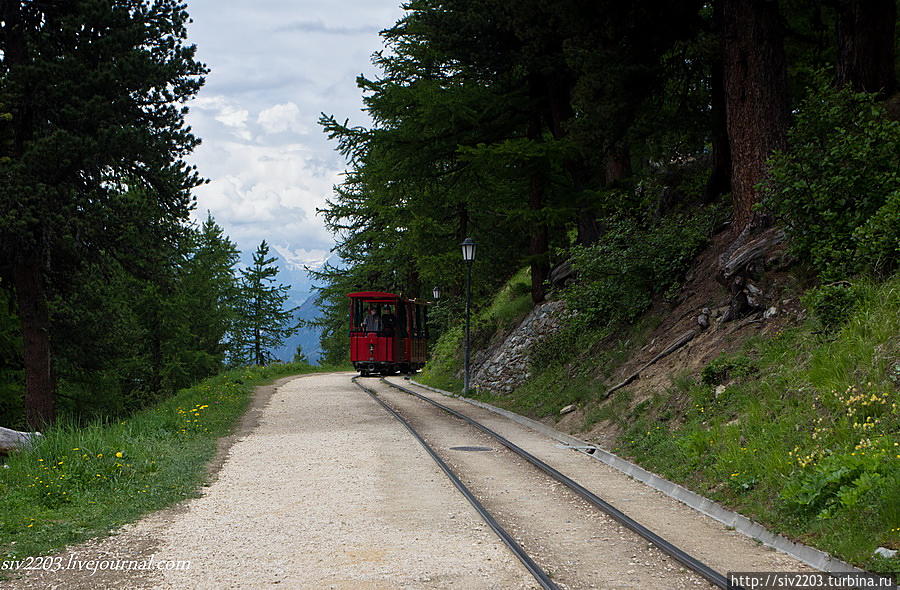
[461, 238, 477, 394]
[432, 286, 440, 300]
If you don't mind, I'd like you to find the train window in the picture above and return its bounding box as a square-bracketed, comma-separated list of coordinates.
[350, 299, 364, 332]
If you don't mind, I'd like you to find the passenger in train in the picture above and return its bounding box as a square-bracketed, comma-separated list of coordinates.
[362, 306, 382, 332]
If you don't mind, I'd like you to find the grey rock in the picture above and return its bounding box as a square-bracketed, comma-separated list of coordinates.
[874, 547, 897, 559]
[714, 385, 726, 398]
[559, 404, 576, 415]
[697, 314, 710, 329]
[763, 307, 778, 319]
[746, 283, 762, 296]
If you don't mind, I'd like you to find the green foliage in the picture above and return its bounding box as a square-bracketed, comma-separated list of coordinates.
[417, 325, 464, 393]
[528, 326, 582, 372]
[701, 354, 757, 386]
[801, 282, 860, 331]
[563, 203, 725, 327]
[781, 449, 894, 519]
[764, 79, 900, 279]
[0, 362, 332, 561]
[232, 241, 299, 367]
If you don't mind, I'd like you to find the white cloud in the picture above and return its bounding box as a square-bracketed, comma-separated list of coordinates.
[215, 105, 249, 129]
[257, 102, 308, 135]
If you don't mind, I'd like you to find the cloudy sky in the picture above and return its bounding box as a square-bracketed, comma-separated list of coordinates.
[183, 0, 405, 298]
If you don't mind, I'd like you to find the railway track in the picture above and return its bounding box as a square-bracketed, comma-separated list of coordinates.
[354, 376, 737, 590]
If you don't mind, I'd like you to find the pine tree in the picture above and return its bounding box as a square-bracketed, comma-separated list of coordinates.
[0, 0, 207, 427]
[233, 241, 298, 366]
[179, 214, 241, 374]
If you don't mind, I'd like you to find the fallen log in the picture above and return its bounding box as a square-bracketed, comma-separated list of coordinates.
[0, 427, 41, 454]
[602, 329, 698, 399]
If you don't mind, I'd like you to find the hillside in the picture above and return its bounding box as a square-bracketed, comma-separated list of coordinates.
[418, 247, 899, 572]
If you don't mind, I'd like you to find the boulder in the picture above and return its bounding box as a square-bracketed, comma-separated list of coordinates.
[0, 427, 41, 454]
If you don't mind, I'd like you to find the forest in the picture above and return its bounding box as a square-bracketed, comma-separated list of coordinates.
[0, 1, 299, 430]
[312, 0, 898, 364]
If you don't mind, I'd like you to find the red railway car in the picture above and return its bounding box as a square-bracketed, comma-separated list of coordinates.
[348, 291, 428, 376]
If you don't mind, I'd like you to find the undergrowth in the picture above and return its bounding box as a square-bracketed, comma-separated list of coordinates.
[616, 276, 900, 571]
[0, 362, 338, 564]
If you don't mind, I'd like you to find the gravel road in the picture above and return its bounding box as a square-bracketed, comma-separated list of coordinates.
[1, 372, 535, 589]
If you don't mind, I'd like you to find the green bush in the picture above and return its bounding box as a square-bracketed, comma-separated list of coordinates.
[781, 447, 896, 520]
[764, 78, 900, 279]
[801, 282, 860, 331]
[528, 325, 581, 371]
[563, 203, 725, 327]
[701, 354, 757, 385]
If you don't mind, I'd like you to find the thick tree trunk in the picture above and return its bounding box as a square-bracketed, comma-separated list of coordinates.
[836, 0, 896, 96]
[529, 171, 548, 304]
[14, 256, 56, 429]
[704, 0, 732, 203]
[722, 0, 788, 233]
[604, 147, 631, 185]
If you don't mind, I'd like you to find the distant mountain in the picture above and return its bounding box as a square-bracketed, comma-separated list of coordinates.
[274, 291, 323, 364]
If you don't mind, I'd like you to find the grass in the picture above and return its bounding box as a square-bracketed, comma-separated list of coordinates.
[614, 276, 900, 572]
[0, 362, 343, 565]
[467, 313, 660, 419]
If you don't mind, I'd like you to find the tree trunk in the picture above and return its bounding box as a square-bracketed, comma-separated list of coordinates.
[704, 0, 732, 203]
[529, 171, 548, 304]
[722, 0, 788, 233]
[604, 147, 631, 185]
[527, 83, 548, 305]
[254, 327, 262, 366]
[835, 0, 896, 97]
[14, 256, 56, 429]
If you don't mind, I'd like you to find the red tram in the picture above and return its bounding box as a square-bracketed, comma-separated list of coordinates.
[348, 291, 428, 376]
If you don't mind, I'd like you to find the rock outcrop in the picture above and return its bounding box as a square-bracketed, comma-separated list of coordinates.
[469, 300, 566, 394]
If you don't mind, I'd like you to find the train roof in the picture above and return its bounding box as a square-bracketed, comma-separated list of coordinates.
[347, 291, 428, 304]
[347, 291, 400, 299]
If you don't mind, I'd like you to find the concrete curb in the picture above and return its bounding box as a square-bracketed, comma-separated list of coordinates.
[408, 379, 862, 574]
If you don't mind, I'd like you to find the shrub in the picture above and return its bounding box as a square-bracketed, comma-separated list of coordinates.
[563, 202, 725, 327]
[764, 78, 900, 279]
[701, 354, 757, 385]
[801, 282, 860, 331]
[781, 447, 896, 519]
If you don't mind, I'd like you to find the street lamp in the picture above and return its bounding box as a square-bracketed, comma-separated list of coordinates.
[432, 286, 441, 300]
[461, 237, 477, 394]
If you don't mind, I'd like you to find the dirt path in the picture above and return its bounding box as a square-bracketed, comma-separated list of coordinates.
[1, 372, 534, 590]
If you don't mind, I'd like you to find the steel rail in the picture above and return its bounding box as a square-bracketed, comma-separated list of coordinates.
[351, 377, 561, 590]
[380, 377, 734, 590]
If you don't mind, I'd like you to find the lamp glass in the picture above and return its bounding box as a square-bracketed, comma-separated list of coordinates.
[461, 237, 477, 262]
[432, 286, 440, 299]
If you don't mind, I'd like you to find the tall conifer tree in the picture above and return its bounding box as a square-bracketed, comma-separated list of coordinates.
[234, 241, 298, 366]
[0, 0, 207, 427]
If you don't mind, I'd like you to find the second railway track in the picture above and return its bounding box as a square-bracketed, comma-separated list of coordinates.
[354, 376, 735, 590]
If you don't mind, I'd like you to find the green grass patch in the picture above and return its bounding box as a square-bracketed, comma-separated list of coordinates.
[615, 276, 900, 571]
[0, 362, 341, 564]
